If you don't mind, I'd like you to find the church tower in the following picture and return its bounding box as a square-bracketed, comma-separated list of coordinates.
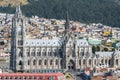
[10, 6, 26, 72]
[62, 11, 70, 69]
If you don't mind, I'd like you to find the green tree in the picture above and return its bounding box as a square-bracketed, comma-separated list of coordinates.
[1, 0, 120, 27]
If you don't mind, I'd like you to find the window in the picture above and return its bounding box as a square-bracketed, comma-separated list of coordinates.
[27, 49, 29, 51]
[18, 31, 22, 35]
[54, 51, 57, 56]
[19, 60, 23, 65]
[43, 49, 45, 51]
[39, 60, 41, 65]
[48, 52, 52, 56]
[55, 59, 58, 65]
[79, 60, 81, 65]
[37, 49, 39, 51]
[89, 59, 91, 65]
[19, 60, 23, 69]
[50, 60, 53, 65]
[37, 52, 41, 56]
[116, 59, 118, 65]
[44, 60, 47, 65]
[105, 59, 107, 64]
[27, 52, 30, 56]
[33, 52, 35, 56]
[94, 60, 96, 65]
[28, 60, 30, 65]
[19, 51, 23, 57]
[33, 60, 36, 65]
[101, 59, 104, 63]
[82, 52, 84, 56]
[18, 40, 23, 45]
[83, 59, 86, 65]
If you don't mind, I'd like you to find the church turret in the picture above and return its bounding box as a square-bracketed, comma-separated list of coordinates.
[10, 5, 26, 72]
[15, 5, 22, 18]
[65, 11, 70, 31]
[64, 11, 70, 41]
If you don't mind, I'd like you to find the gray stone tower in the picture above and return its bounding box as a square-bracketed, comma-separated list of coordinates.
[10, 6, 26, 72]
[62, 11, 70, 69]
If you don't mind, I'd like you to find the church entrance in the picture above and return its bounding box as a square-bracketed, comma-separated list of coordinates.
[68, 60, 75, 70]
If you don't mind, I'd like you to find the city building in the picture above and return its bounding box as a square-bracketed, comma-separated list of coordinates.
[10, 6, 120, 73]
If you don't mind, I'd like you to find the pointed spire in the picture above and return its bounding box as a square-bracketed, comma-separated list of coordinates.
[65, 11, 70, 31]
[15, 5, 22, 18]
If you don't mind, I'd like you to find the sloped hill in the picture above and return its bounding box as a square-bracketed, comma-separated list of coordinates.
[0, 0, 120, 27]
[0, 0, 28, 7]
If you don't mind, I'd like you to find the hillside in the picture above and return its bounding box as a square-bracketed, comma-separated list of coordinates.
[0, 0, 120, 27]
[0, 0, 28, 7]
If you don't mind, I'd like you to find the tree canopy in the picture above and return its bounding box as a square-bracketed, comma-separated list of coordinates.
[0, 0, 120, 27]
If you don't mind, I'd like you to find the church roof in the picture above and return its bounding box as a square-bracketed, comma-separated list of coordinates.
[96, 51, 120, 57]
[25, 37, 62, 47]
[95, 52, 113, 58]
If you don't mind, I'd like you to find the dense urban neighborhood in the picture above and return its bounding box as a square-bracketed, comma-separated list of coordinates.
[0, 6, 120, 80]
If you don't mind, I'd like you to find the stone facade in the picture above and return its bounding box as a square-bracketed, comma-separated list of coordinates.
[10, 6, 120, 73]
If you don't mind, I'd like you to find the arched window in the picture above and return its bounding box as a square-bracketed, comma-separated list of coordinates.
[89, 59, 91, 65]
[50, 52, 52, 56]
[50, 60, 53, 65]
[83, 59, 86, 65]
[19, 60, 23, 65]
[27, 52, 30, 56]
[109, 59, 111, 66]
[79, 60, 81, 65]
[82, 52, 84, 56]
[44, 60, 47, 65]
[33, 60, 36, 65]
[55, 59, 58, 65]
[19, 51, 23, 57]
[54, 52, 57, 56]
[37, 52, 41, 56]
[28, 60, 30, 65]
[116, 59, 118, 65]
[39, 60, 41, 65]
[60, 60, 62, 66]
[94, 59, 96, 65]
[101, 59, 104, 64]
[19, 60, 23, 69]
[18, 40, 23, 45]
[105, 59, 107, 64]
[33, 52, 35, 56]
